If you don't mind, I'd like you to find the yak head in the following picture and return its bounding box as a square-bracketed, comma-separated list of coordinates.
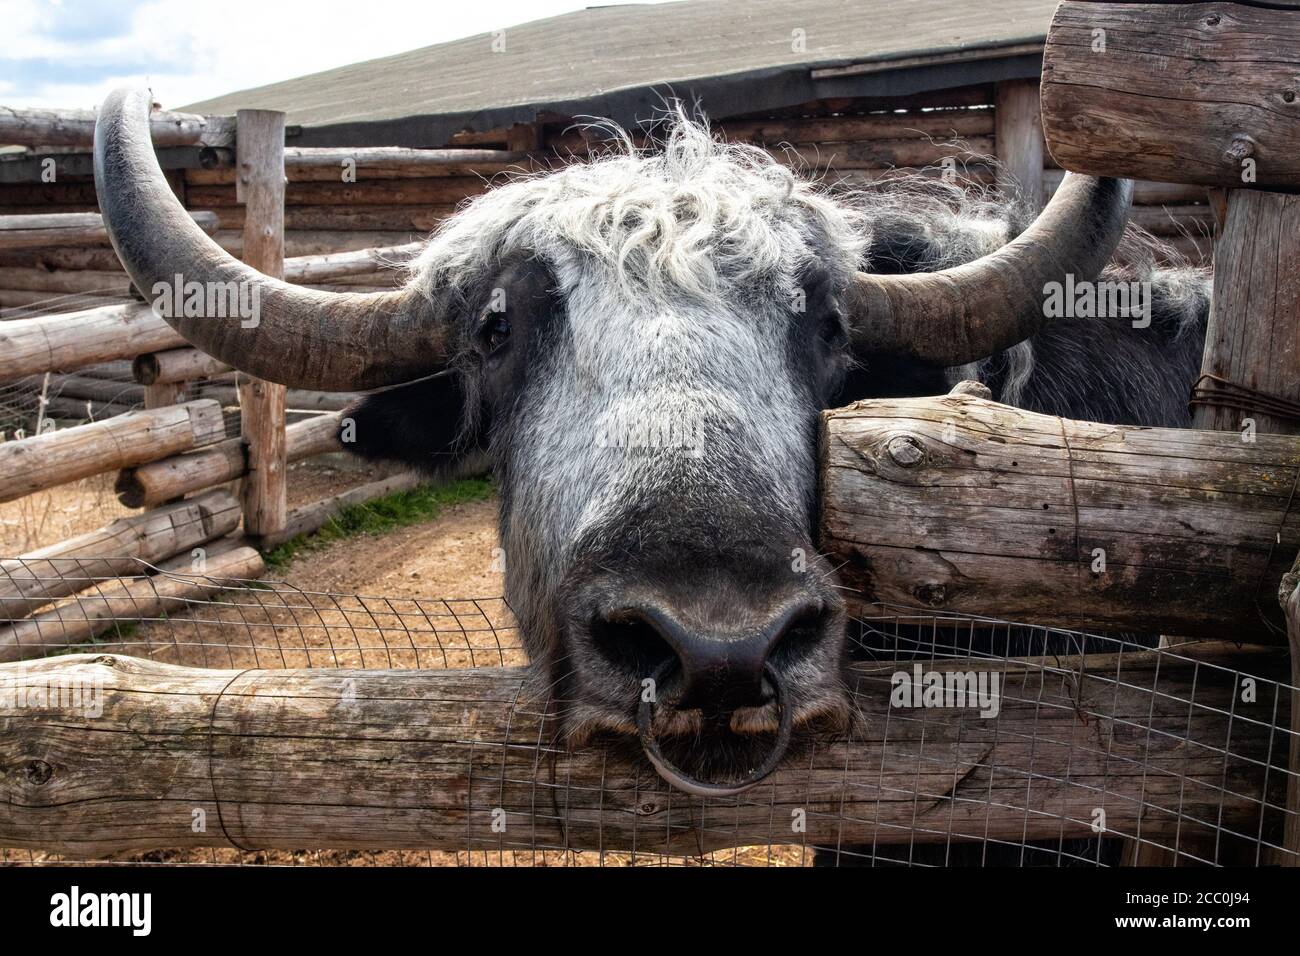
[95, 89, 1131, 793]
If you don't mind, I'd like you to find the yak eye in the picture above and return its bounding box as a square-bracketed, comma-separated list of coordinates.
[820, 305, 849, 349]
[477, 313, 511, 355]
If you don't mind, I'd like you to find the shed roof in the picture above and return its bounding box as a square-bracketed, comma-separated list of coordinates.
[185, 0, 1057, 147]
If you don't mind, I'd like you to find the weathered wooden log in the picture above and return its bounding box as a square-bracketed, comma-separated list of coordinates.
[1193, 189, 1300, 434]
[213, 229, 420, 258]
[820, 392, 1300, 640]
[132, 348, 231, 386]
[196, 385, 354, 411]
[0, 303, 185, 381]
[0, 290, 126, 317]
[38, 396, 131, 422]
[115, 412, 342, 508]
[16, 373, 143, 407]
[714, 109, 995, 148]
[185, 147, 528, 185]
[776, 137, 995, 172]
[1042, 2, 1300, 190]
[0, 400, 225, 504]
[0, 246, 129, 272]
[0, 146, 232, 185]
[187, 177, 486, 208]
[0, 545, 264, 664]
[0, 490, 240, 618]
[0, 267, 131, 296]
[0, 245, 420, 306]
[0, 642, 1287, 858]
[211, 204, 454, 232]
[0, 105, 234, 148]
[235, 109, 288, 540]
[0, 210, 218, 251]
[259, 471, 423, 548]
[282, 241, 422, 284]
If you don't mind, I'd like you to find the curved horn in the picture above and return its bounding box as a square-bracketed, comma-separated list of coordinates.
[848, 174, 1134, 366]
[94, 87, 450, 391]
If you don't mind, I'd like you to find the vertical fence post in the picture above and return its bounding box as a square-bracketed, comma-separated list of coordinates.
[235, 109, 287, 540]
[994, 79, 1045, 213]
[1192, 190, 1300, 864]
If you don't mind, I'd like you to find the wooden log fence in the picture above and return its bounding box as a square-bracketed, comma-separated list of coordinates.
[0, 400, 227, 503]
[0, 544, 265, 664]
[132, 348, 232, 386]
[0, 489, 240, 618]
[0, 210, 218, 251]
[115, 412, 343, 508]
[821, 390, 1300, 642]
[0, 105, 235, 148]
[0, 642, 1288, 858]
[1042, 2, 1300, 191]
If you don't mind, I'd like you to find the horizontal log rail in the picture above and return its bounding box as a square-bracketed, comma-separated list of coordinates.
[0, 545, 265, 664]
[0, 243, 427, 383]
[0, 303, 185, 381]
[282, 241, 422, 283]
[16, 372, 143, 408]
[0, 490, 240, 618]
[132, 348, 232, 386]
[0, 210, 218, 251]
[0, 105, 234, 148]
[116, 412, 342, 508]
[0, 643, 1289, 858]
[821, 392, 1300, 641]
[0, 400, 226, 503]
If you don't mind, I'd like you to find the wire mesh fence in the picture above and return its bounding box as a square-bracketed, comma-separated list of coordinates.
[0, 559, 1294, 867]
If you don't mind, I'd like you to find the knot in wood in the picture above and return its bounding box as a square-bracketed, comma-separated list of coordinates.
[93, 655, 117, 668]
[948, 379, 993, 400]
[914, 583, 947, 607]
[886, 435, 925, 467]
[1224, 135, 1256, 163]
[23, 759, 54, 785]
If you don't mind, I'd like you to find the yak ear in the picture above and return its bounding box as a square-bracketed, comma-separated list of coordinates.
[340, 371, 486, 477]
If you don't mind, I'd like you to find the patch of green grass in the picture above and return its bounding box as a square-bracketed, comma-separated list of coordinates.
[263, 476, 494, 572]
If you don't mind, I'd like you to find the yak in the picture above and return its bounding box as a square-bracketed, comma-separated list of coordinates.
[94, 88, 1209, 814]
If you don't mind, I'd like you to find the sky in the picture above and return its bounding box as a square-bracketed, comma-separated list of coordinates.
[0, 0, 679, 110]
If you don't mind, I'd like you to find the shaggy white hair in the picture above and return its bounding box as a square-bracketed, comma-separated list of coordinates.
[407, 112, 870, 313]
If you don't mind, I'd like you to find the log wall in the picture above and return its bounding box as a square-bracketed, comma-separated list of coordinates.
[0, 79, 1213, 318]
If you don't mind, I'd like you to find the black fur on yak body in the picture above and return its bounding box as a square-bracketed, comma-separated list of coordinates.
[340, 117, 1211, 862]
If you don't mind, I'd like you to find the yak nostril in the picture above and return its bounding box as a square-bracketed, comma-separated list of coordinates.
[590, 610, 676, 680]
[595, 599, 827, 715]
[769, 606, 829, 670]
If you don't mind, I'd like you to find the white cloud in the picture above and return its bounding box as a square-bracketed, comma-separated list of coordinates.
[1, 0, 679, 110]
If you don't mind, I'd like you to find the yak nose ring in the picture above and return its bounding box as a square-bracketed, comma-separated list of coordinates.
[636, 658, 794, 797]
